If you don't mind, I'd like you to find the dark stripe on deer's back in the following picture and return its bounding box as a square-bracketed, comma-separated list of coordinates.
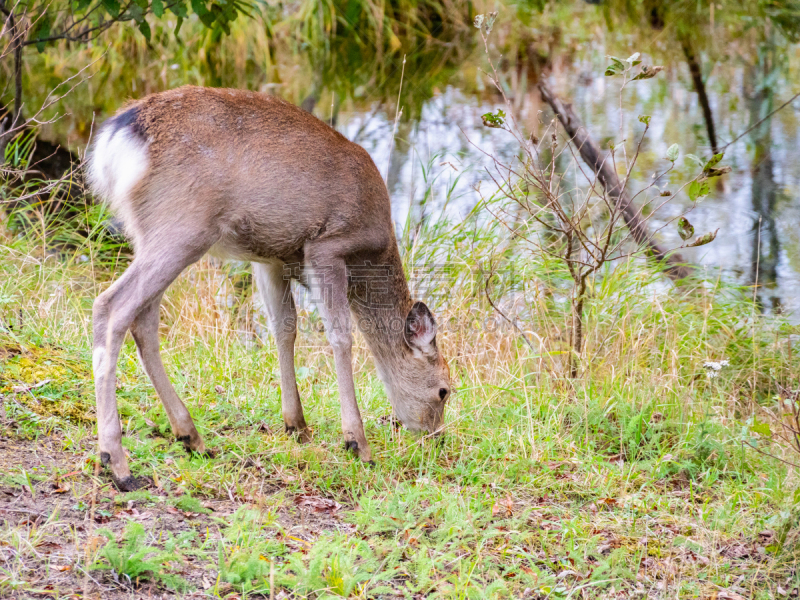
[104, 106, 145, 141]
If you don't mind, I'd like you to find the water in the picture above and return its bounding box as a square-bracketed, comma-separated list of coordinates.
[334, 47, 800, 317]
[25, 15, 800, 317]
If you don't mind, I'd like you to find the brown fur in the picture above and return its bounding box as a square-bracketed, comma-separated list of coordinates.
[87, 86, 450, 490]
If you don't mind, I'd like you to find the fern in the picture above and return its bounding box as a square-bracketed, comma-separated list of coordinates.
[92, 522, 187, 591]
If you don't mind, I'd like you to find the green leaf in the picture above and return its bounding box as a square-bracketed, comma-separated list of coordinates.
[665, 143, 679, 162]
[102, 0, 121, 16]
[169, 0, 188, 18]
[702, 152, 731, 179]
[129, 3, 145, 22]
[677, 217, 694, 241]
[686, 228, 719, 247]
[688, 180, 710, 201]
[28, 13, 52, 52]
[191, 0, 209, 16]
[138, 19, 152, 41]
[638, 115, 651, 126]
[704, 152, 724, 170]
[605, 56, 625, 77]
[481, 109, 506, 129]
[684, 154, 703, 168]
[751, 421, 772, 437]
[151, 0, 164, 17]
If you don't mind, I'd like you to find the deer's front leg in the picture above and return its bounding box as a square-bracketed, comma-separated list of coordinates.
[308, 257, 371, 462]
[253, 261, 310, 442]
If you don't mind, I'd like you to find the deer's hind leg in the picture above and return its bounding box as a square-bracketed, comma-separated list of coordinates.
[130, 295, 208, 455]
[253, 261, 310, 442]
[93, 236, 212, 491]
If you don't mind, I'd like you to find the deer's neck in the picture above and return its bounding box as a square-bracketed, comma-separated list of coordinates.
[348, 245, 412, 362]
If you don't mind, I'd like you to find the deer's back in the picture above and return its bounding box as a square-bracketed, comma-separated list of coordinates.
[87, 86, 393, 261]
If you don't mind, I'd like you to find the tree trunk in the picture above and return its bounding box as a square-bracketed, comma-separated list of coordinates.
[13, 17, 22, 129]
[537, 81, 694, 282]
[0, 4, 25, 153]
[681, 39, 719, 155]
[570, 295, 584, 378]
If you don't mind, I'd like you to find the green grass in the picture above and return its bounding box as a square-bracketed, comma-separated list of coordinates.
[0, 199, 799, 598]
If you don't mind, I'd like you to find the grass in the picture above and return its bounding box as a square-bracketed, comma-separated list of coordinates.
[2, 0, 800, 595]
[0, 188, 799, 598]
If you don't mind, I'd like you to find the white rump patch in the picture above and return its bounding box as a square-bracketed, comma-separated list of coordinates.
[86, 124, 150, 235]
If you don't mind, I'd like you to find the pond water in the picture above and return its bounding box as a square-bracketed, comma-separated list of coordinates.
[24, 11, 800, 318]
[336, 49, 800, 318]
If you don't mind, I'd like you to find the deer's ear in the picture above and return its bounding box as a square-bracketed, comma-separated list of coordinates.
[404, 302, 437, 357]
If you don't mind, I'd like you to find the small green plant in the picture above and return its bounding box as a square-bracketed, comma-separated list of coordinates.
[481, 109, 506, 128]
[279, 536, 376, 597]
[92, 522, 187, 591]
[216, 544, 273, 593]
[170, 493, 211, 514]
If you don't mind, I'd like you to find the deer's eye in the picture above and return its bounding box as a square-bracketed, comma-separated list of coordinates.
[439, 388, 448, 401]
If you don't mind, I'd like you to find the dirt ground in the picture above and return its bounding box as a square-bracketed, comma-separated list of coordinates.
[0, 433, 349, 599]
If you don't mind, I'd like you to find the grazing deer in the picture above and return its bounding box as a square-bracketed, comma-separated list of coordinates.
[86, 86, 451, 490]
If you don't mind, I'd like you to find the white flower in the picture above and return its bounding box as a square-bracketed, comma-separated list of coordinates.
[703, 360, 729, 378]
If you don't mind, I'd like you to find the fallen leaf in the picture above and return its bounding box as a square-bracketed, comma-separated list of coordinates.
[758, 529, 775, 542]
[214, 385, 226, 394]
[294, 494, 340, 515]
[492, 495, 514, 518]
[54, 565, 71, 572]
[402, 530, 420, 546]
[715, 592, 747, 600]
[556, 569, 583, 580]
[12, 379, 52, 393]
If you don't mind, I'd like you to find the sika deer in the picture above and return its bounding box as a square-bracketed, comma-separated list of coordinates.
[86, 86, 451, 490]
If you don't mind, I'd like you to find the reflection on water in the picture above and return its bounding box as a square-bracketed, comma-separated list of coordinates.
[18, 8, 800, 318]
[334, 43, 800, 319]
[747, 59, 781, 311]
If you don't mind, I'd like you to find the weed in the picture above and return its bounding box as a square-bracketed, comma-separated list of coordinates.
[92, 522, 187, 591]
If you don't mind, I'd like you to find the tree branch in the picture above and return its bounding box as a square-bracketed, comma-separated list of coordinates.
[537, 80, 694, 282]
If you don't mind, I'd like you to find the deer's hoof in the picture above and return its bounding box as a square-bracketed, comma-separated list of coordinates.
[286, 425, 312, 443]
[177, 434, 212, 457]
[100, 452, 137, 490]
[112, 475, 140, 492]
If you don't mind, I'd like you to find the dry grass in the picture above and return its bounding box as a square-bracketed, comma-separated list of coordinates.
[0, 196, 798, 597]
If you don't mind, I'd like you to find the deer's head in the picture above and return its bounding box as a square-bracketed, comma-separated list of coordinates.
[376, 302, 451, 434]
